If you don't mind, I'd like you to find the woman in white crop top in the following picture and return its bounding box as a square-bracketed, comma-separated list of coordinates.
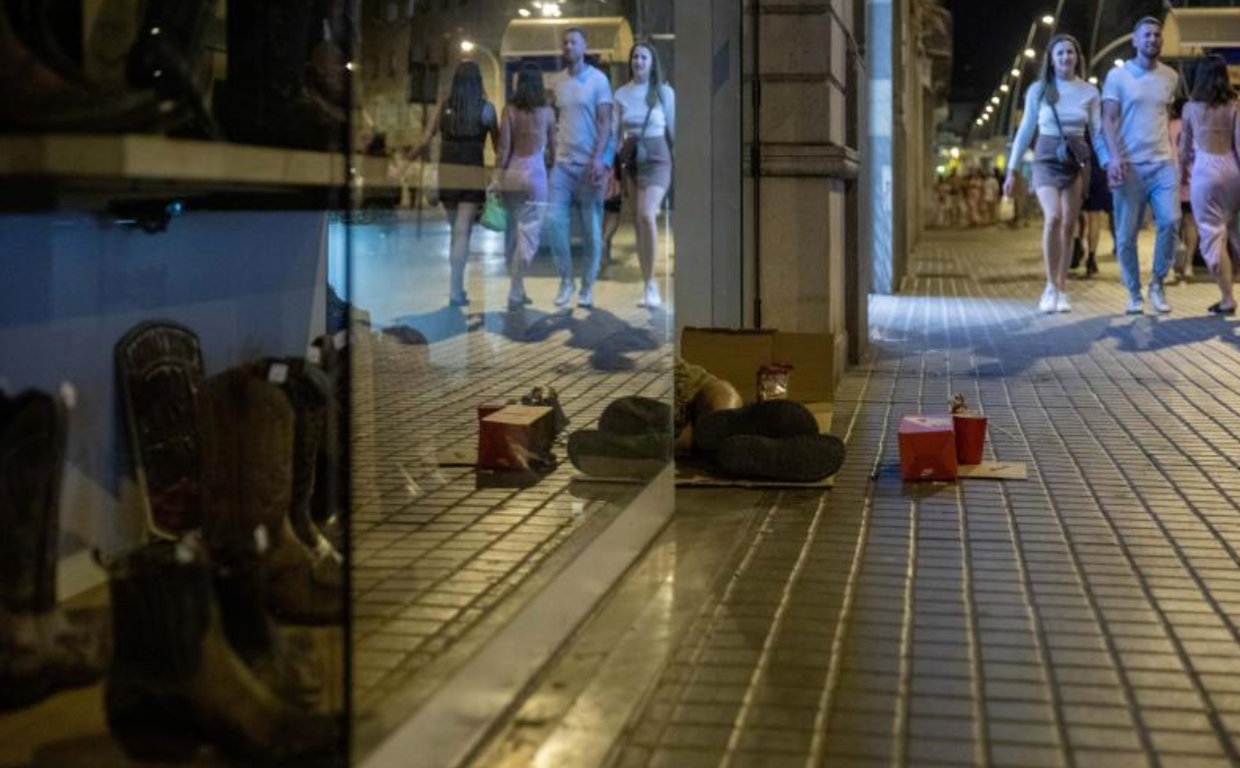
[614, 42, 675, 310]
[1003, 34, 1103, 314]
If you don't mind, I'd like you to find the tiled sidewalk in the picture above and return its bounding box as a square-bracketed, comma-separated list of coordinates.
[605, 228, 1240, 767]
[344, 218, 675, 742]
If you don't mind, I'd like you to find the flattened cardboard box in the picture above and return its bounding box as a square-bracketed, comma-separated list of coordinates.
[681, 327, 835, 404]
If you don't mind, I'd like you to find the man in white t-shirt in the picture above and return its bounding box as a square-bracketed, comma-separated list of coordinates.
[1101, 16, 1181, 315]
[546, 27, 614, 309]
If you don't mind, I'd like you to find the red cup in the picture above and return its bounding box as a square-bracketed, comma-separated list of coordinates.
[953, 412, 987, 465]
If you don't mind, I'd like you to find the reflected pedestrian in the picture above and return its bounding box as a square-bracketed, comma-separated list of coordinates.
[547, 26, 615, 310]
[615, 41, 675, 309]
[409, 61, 500, 307]
[494, 61, 556, 311]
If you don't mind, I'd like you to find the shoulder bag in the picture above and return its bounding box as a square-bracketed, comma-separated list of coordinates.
[1047, 94, 1085, 171]
[618, 90, 655, 174]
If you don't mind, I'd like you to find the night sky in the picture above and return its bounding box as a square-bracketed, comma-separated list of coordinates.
[945, 0, 1165, 105]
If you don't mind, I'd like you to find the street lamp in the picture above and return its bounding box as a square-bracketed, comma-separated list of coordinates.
[1024, 48, 1036, 60]
[1011, 68, 1021, 77]
[1042, 15, 1055, 26]
[1000, 84, 1010, 93]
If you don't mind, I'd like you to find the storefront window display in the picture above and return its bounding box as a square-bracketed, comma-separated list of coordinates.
[343, 0, 676, 759]
[0, 1, 352, 765]
[0, 0, 678, 764]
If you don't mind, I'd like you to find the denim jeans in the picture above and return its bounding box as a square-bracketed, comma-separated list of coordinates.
[1111, 160, 1180, 300]
[546, 162, 604, 289]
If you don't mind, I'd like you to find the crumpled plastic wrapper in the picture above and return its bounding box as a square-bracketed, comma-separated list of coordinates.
[757, 364, 794, 402]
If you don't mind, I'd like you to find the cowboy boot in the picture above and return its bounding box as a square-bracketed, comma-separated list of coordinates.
[203, 369, 342, 625]
[212, 544, 326, 710]
[309, 334, 347, 548]
[0, 389, 107, 711]
[105, 541, 339, 762]
[115, 320, 211, 539]
[242, 358, 343, 586]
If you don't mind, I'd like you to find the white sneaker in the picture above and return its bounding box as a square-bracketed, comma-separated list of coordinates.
[577, 286, 594, 309]
[1148, 283, 1170, 313]
[644, 282, 663, 309]
[1056, 291, 1071, 313]
[554, 280, 575, 307]
[1125, 295, 1144, 315]
[1038, 284, 1058, 313]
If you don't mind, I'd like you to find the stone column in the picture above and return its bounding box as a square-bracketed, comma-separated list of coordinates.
[749, 0, 861, 384]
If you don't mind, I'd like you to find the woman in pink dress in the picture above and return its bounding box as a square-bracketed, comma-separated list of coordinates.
[494, 62, 556, 311]
[1179, 55, 1240, 314]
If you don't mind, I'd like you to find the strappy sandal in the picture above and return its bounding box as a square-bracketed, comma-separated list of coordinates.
[1207, 302, 1236, 315]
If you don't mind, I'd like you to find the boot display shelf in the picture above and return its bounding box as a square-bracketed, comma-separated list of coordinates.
[0, 134, 395, 206]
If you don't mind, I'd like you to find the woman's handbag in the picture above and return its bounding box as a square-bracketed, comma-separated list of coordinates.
[480, 192, 507, 232]
[1048, 98, 1085, 171]
[618, 88, 658, 174]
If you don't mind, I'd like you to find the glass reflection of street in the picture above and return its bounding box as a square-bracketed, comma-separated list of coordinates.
[341, 208, 674, 752]
[346, 209, 673, 332]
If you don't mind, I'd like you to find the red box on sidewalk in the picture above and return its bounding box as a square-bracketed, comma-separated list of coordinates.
[478, 405, 555, 471]
[898, 415, 958, 482]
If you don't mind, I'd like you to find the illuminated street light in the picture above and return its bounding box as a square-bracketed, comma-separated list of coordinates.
[991, 96, 1001, 105]
[1041, 15, 1055, 26]
[1088, 76, 1098, 85]
[1114, 58, 1124, 67]
[1000, 84, 1010, 93]
[1024, 48, 1037, 60]
[1011, 68, 1021, 77]
[460, 40, 476, 53]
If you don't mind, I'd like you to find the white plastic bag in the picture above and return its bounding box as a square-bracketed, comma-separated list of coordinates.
[997, 196, 1015, 223]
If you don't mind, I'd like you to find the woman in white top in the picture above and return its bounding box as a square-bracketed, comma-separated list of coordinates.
[1004, 34, 1103, 313]
[614, 42, 675, 309]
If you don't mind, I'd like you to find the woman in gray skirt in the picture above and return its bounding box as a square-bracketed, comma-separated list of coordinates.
[615, 41, 675, 310]
[1004, 33, 1103, 313]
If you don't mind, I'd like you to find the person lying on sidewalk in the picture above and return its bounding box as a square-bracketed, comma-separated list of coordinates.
[567, 358, 846, 482]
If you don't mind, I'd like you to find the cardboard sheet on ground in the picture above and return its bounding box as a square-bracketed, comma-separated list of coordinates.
[569, 460, 837, 489]
[958, 461, 1027, 480]
[438, 447, 478, 467]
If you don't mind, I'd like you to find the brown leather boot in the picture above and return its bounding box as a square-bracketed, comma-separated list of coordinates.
[105, 541, 339, 762]
[0, 389, 107, 710]
[203, 369, 342, 625]
[115, 321, 212, 538]
[245, 357, 344, 575]
[212, 545, 326, 710]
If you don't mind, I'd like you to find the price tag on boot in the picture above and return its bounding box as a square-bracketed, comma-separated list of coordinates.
[267, 362, 289, 385]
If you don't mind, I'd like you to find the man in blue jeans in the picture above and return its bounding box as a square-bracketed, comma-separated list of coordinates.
[1101, 16, 1181, 315]
[547, 27, 614, 309]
